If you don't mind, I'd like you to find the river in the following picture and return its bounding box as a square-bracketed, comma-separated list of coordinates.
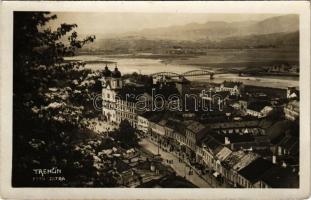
[65, 54, 299, 89]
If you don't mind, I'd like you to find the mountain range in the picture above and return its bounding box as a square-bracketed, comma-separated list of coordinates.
[121, 14, 298, 41]
[82, 14, 299, 51]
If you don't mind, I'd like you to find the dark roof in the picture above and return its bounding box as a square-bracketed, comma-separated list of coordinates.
[152, 83, 180, 98]
[238, 158, 274, 183]
[207, 120, 260, 129]
[116, 86, 147, 102]
[146, 112, 167, 123]
[267, 120, 299, 144]
[201, 135, 222, 152]
[278, 135, 299, 155]
[112, 67, 122, 78]
[140, 111, 162, 119]
[186, 121, 206, 134]
[259, 166, 299, 188]
[210, 132, 255, 144]
[247, 101, 271, 112]
[113, 81, 229, 113]
[258, 119, 274, 129]
[102, 65, 112, 77]
[165, 119, 187, 136]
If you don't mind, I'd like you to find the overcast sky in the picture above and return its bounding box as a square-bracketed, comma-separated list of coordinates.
[49, 12, 281, 36]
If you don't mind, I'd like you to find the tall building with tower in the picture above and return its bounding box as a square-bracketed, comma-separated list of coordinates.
[101, 66, 190, 127]
[101, 65, 123, 123]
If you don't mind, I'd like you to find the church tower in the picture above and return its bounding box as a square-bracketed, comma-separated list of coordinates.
[101, 65, 123, 123]
[111, 65, 123, 89]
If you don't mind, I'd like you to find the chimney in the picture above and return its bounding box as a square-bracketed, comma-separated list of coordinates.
[225, 137, 230, 145]
[272, 155, 276, 164]
[150, 163, 155, 172]
[282, 161, 287, 168]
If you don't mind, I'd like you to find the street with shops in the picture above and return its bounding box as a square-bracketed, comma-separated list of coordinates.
[139, 138, 227, 188]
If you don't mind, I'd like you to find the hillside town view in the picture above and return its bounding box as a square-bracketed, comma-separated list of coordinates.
[13, 12, 299, 188]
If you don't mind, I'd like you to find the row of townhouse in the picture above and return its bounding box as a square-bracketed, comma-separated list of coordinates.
[195, 137, 299, 188]
[137, 113, 299, 188]
[138, 113, 208, 163]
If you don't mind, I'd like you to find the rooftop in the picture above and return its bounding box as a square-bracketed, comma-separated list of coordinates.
[201, 135, 222, 153]
[222, 81, 243, 88]
[165, 119, 186, 135]
[238, 158, 274, 183]
[222, 150, 247, 169]
[278, 135, 299, 155]
[267, 120, 299, 144]
[247, 101, 272, 112]
[186, 121, 206, 134]
[116, 85, 147, 102]
[215, 146, 232, 161]
[232, 152, 259, 171]
[259, 165, 299, 188]
[210, 132, 255, 144]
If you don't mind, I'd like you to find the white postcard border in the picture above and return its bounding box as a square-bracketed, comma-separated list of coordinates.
[0, 1, 310, 199]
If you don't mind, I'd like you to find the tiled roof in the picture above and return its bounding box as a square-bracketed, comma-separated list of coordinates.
[232, 152, 259, 171]
[215, 147, 232, 161]
[222, 150, 246, 169]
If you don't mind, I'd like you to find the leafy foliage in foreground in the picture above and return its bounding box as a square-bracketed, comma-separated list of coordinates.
[111, 120, 140, 149]
[12, 12, 118, 187]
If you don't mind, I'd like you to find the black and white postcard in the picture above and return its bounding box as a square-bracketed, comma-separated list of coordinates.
[0, 1, 310, 199]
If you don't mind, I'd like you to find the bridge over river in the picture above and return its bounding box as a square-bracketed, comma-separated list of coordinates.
[151, 70, 218, 80]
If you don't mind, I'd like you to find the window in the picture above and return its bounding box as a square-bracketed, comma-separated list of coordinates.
[107, 93, 110, 99]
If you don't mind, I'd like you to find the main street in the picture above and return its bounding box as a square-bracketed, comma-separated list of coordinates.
[139, 138, 213, 188]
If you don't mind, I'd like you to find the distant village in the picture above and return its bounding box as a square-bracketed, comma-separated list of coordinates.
[240, 63, 299, 77]
[99, 65, 299, 188]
